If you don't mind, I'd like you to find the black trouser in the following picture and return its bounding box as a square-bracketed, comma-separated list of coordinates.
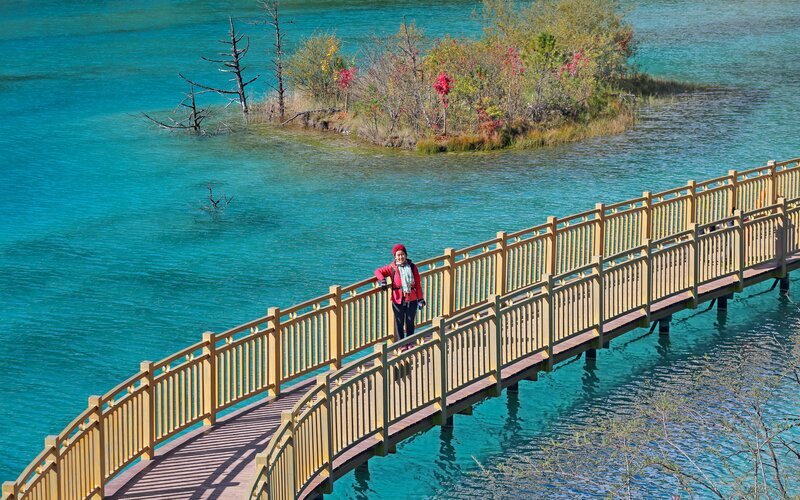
[392, 300, 419, 340]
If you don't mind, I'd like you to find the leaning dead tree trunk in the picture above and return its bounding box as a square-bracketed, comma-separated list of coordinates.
[180, 17, 258, 117]
[142, 84, 209, 134]
[261, 0, 286, 121]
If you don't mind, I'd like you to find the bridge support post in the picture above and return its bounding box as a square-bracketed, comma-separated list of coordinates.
[495, 232, 508, 296]
[777, 197, 788, 278]
[659, 316, 671, 336]
[355, 461, 369, 481]
[507, 382, 519, 394]
[735, 210, 745, 292]
[374, 344, 391, 457]
[202, 332, 217, 426]
[442, 248, 456, 317]
[318, 374, 333, 494]
[488, 294, 503, 397]
[780, 277, 790, 295]
[328, 285, 343, 370]
[140, 361, 155, 460]
[641, 239, 653, 327]
[543, 274, 555, 372]
[718, 294, 732, 311]
[433, 317, 449, 426]
[88, 396, 105, 499]
[689, 222, 700, 307]
[586, 348, 597, 360]
[2, 482, 16, 500]
[268, 308, 282, 397]
[45, 435, 61, 500]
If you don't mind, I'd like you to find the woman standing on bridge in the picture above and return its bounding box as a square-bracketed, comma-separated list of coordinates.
[375, 244, 426, 344]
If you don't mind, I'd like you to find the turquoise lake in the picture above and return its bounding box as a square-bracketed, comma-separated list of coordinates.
[1, 0, 799, 496]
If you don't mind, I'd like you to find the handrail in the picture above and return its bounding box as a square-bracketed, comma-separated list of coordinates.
[3, 157, 800, 500]
[248, 157, 800, 500]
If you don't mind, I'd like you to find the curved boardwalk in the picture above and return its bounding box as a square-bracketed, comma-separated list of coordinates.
[4, 158, 800, 500]
[104, 380, 312, 499]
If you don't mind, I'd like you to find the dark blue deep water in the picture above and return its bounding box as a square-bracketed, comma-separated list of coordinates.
[1, 0, 799, 496]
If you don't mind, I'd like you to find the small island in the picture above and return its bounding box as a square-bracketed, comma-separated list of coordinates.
[145, 0, 701, 153]
[253, 0, 698, 152]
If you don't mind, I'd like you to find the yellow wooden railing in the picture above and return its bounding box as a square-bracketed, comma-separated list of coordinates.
[247, 158, 800, 500]
[3, 158, 799, 500]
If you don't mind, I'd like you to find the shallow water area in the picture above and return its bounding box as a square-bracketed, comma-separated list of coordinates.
[1, 0, 799, 494]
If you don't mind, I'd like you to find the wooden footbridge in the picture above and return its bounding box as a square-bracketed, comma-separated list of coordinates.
[4, 158, 800, 500]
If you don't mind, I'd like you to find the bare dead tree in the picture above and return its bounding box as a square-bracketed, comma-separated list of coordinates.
[142, 84, 209, 134]
[398, 18, 432, 131]
[205, 184, 234, 211]
[261, 0, 286, 121]
[180, 17, 258, 117]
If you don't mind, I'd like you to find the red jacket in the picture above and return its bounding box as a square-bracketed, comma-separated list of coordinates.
[374, 261, 424, 304]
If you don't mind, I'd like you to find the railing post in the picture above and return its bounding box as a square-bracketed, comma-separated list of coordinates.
[777, 197, 788, 277]
[317, 373, 333, 493]
[442, 248, 456, 317]
[268, 308, 282, 397]
[642, 239, 652, 326]
[689, 223, 699, 307]
[1, 482, 16, 500]
[728, 170, 739, 212]
[88, 396, 105, 498]
[281, 411, 296, 495]
[202, 332, 217, 426]
[488, 294, 502, 396]
[253, 455, 267, 498]
[495, 232, 508, 296]
[735, 209, 745, 291]
[686, 180, 697, 228]
[328, 285, 343, 369]
[641, 191, 653, 243]
[546, 216, 558, 276]
[374, 343, 390, 456]
[432, 317, 448, 425]
[768, 160, 777, 205]
[139, 361, 155, 460]
[593, 256, 604, 348]
[543, 274, 555, 371]
[594, 203, 606, 258]
[45, 435, 61, 500]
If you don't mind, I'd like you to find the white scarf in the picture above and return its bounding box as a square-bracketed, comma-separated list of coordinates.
[396, 261, 414, 294]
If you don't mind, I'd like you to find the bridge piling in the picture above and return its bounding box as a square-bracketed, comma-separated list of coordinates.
[658, 316, 671, 335]
[718, 294, 733, 311]
[586, 348, 597, 360]
[507, 382, 519, 393]
[780, 277, 790, 295]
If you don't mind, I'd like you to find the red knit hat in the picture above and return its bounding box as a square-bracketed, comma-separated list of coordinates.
[392, 244, 407, 255]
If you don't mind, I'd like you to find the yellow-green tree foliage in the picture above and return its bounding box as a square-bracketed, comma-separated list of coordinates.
[286, 34, 346, 106]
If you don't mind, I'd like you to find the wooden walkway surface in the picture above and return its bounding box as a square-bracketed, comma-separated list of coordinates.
[104, 257, 798, 499]
[105, 381, 312, 499]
